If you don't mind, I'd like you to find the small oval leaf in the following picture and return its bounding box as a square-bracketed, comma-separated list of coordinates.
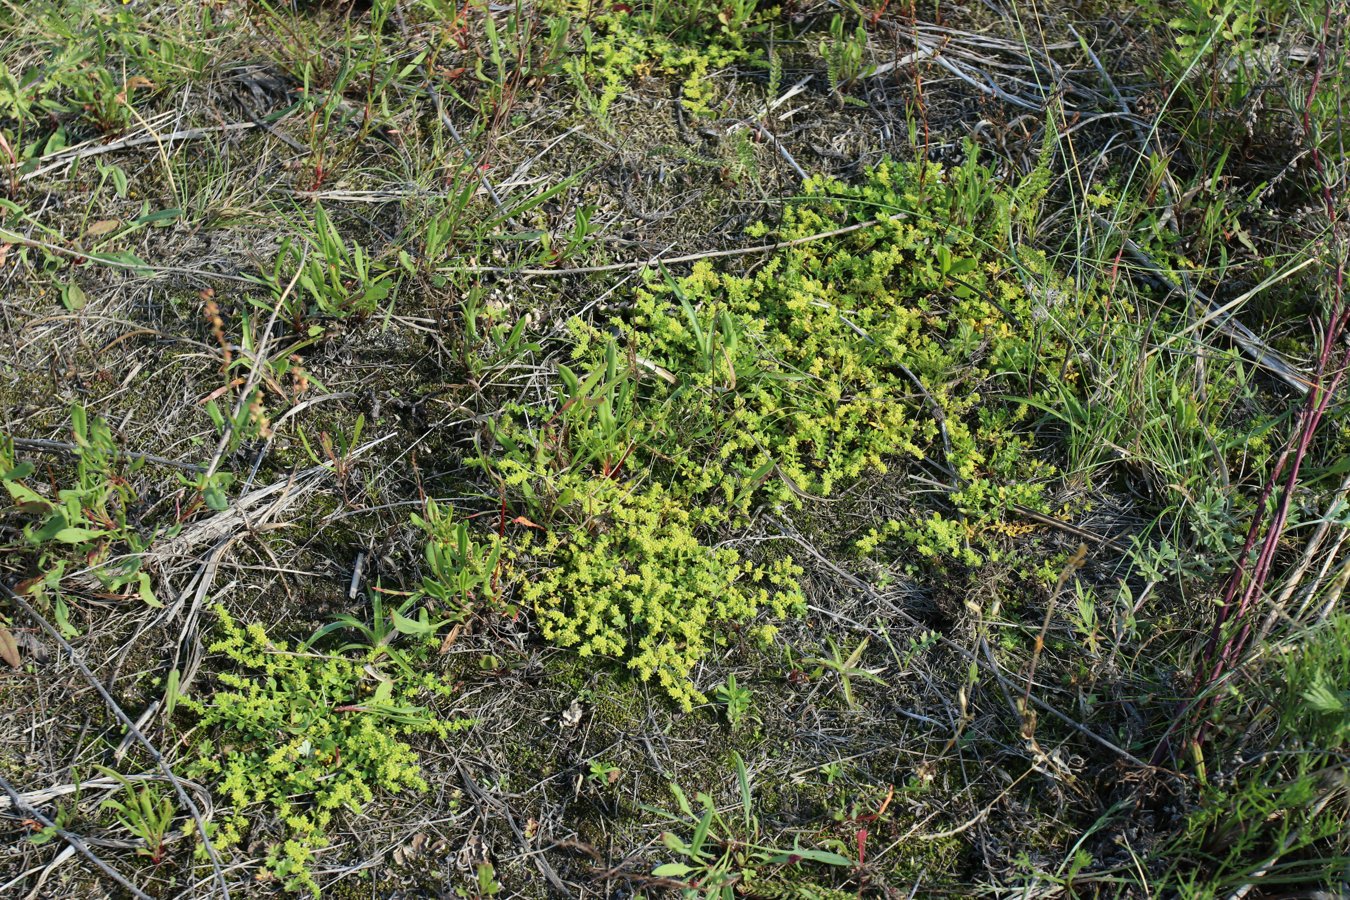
[85, 219, 121, 237]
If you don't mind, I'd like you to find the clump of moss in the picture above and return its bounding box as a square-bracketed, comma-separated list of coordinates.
[180, 607, 472, 895]
[608, 155, 1075, 534]
[516, 472, 802, 710]
[563, 3, 768, 117]
[486, 152, 1101, 706]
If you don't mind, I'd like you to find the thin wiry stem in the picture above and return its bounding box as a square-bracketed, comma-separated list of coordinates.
[1162, 2, 1350, 765]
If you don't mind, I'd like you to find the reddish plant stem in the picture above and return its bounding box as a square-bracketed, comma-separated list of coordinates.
[1161, 5, 1347, 765]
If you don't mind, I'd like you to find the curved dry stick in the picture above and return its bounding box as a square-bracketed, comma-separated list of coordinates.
[11, 436, 205, 474]
[0, 771, 154, 900]
[1, 583, 232, 900]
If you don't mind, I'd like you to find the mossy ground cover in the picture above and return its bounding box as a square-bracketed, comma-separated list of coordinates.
[1, 0, 1348, 897]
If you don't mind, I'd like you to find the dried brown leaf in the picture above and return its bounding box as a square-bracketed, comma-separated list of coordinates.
[85, 219, 121, 237]
[0, 626, 21, 668]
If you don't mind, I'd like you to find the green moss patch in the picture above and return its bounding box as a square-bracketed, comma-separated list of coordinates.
[485, 152, 1102, 706]
[179, 608, 472, 895]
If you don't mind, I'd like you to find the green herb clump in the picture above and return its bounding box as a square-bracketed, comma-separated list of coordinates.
[518, 472, 802, 711]
[614, 155, 1072, 528]
[1162, 614, 1350, 891]
[1, 406, 174, 632]
[566, 5, 765, 118]
[489, 152, 1098, 705]
[180, 607, 471, 895]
